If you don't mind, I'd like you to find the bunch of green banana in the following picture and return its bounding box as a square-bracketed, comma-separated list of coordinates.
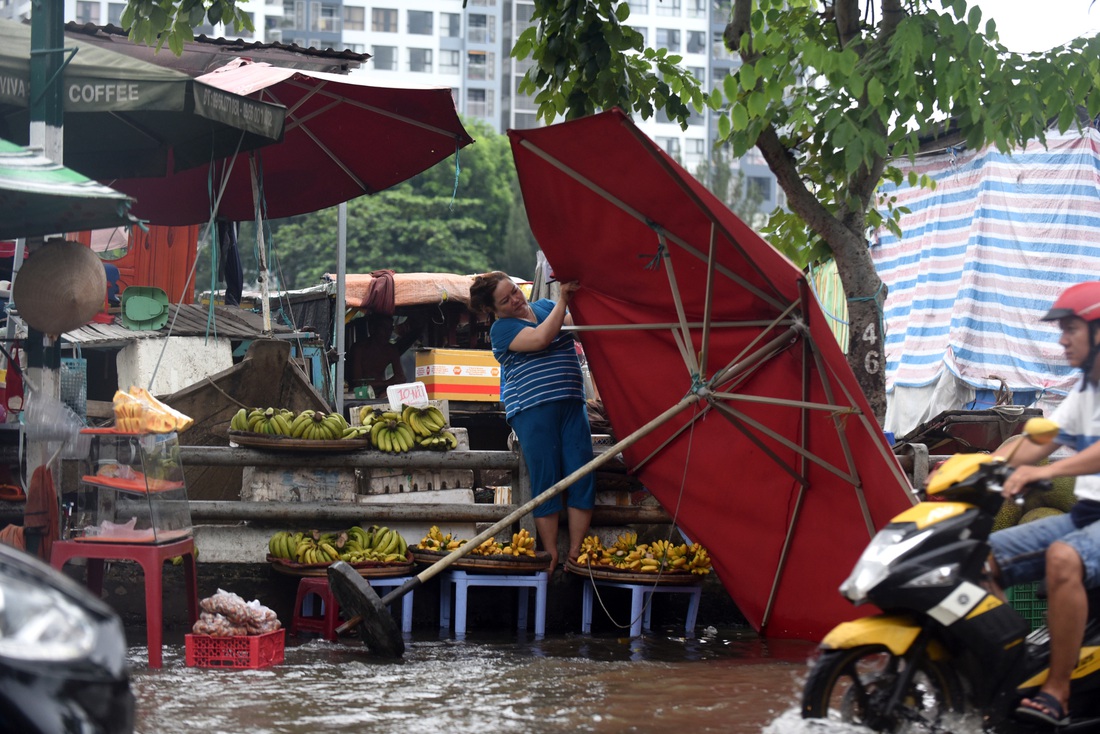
[341, 425, 374, 440]
[339, 525, 408, 563]
[229, 407, 254, 432]
[288, 410, 349, 440]
[401, 404, 448, 437]
[241, 407, 293, 436]
[370, 413, 416, 453]
[358, 405, 380, 428]
[268, 530, 306, 560]
[414, 430, 458, 451]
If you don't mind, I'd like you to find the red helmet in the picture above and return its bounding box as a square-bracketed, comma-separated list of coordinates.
[1042, 282, 1100, 322]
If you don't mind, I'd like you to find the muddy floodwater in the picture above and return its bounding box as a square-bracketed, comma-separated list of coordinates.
[128, 627, 828, 733]
[131, 624, 999, 734]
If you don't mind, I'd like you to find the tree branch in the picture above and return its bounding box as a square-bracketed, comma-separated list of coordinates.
[726, 0, 754, 57]
[833, 0, 862, 48]
[754, 125, 866, 257]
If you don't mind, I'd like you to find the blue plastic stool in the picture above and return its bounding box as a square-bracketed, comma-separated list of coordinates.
[439, 569, 548, 638]
[581, 578, 702, 637]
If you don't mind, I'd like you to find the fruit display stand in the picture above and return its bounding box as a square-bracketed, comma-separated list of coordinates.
[574, 569, 702, 638]
[267, 551, 415, 578]
[412, 548, 552, 574]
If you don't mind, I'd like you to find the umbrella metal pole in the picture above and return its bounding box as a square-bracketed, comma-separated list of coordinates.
[250, 157, 272, 335]
[335, 202, 347, 413]
[336, 394, 702, 634]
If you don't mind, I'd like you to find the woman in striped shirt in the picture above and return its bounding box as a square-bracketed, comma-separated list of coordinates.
[470, 272, 595, 574]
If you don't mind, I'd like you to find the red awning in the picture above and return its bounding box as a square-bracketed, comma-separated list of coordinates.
[106, 60, 473, 224]
[510, 109, 916, 640]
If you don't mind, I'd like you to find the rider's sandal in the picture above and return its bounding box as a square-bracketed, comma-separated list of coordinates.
[1015, 691, 1069, 727]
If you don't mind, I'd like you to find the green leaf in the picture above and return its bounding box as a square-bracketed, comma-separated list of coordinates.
[867, 77, 884, 107]
[740, 62, 757, 90]
[731, 102, 749, 131]
[615, 2, 630, 22]
[966, 4, 982, 32]
[717, 112, 731, 140]
[723, 72, 739, 100]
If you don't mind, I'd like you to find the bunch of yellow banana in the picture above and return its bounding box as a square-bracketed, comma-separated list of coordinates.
[370, 413, 416, 453]
[467, 537, 504, 556]
[341, 425, 374, 440]
[500, 528, 537, 557]
[339, 525, 407, 562]
[573, 535, 712, 575]
[417, 525, 463, 552]
[401, 404, 448, 437]
[288, 410, 348, 440]
[414, 430, 458, 451]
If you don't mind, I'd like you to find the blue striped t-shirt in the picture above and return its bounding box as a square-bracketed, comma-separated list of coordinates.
[490, 299, 585, 420]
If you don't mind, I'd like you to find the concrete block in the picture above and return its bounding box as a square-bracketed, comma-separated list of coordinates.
[116, 336, 233, 396]
[358, 487, 477, 548]
[241, 466, 357, 502]
[361, 428, 472, 494]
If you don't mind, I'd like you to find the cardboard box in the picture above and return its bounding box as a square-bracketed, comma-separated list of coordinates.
[414, 348, 501, 402]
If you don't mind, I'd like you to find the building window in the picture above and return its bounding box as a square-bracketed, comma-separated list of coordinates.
[468, 14, 495, 43]
[713, 30, 732, 57]
[687, 30, 706, 53]
[686, 138, 705, 155]
[75, 1, 100, 24]
[107, 2, 125, 25]
[371, 8, 397, 32]
[466, 88, 493, 117]
[656, 28, 680, 52]
[407, 10, 432, 35]
[441, 12, 461, 37]
[748, 176, 773, 201]
[713, 0, 731, 16]
[341, 42, 365, 54]
[229, 11, 254, 37]
[656, 0, 681, 16]
[689, 66, 705, 83]
[409, 48, 433, 73]
[311, 3, 339, 33]
[686, 0, 706, 17]
[440, 49, 460, 74]
[628, 0, 648, 14]
[467, 51, 495, 81]
[372, 45, 397, 71]
[467, 0, 496, 5]
[280, 0, 298, 29]
[343, 6, 364, 31]
[656, 137, 682, 158]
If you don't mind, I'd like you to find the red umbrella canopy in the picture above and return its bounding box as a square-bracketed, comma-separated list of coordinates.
[106, 60, 474, 224]
[510, 109, 915, 640]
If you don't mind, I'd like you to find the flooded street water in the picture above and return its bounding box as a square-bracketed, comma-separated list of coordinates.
[128, 627, 833, 733]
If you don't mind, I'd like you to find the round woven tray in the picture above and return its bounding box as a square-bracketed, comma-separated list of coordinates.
[229, 430, 371, 452]
[412, 549, 552, 573]
[565, 559, 702, 585]
[267, 552, 414, 578]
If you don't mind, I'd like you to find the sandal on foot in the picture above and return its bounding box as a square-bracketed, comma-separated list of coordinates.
[1015, 691, 1069, 727]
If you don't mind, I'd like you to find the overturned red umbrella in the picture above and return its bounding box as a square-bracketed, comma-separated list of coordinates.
[509, 109, 915, 640]
[105, 59, 474, 224]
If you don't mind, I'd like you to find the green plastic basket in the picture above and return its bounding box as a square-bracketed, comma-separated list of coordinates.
[1006, 581, 1047, 631]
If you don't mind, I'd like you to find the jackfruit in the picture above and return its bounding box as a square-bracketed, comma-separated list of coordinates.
[1019, 507, 1065, 524]
[992, 499, 1025, 531]
[1041, 475, 1077, 512]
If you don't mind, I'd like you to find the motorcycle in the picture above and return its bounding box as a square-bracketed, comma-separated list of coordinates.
[0, 540, 134, 733]
[801, 417, 1100, 732]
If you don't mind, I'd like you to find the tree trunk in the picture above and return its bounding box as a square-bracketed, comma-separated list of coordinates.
[833, 246, 887, 423]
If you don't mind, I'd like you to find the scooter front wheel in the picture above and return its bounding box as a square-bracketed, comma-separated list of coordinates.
[801, 645, 963, 732]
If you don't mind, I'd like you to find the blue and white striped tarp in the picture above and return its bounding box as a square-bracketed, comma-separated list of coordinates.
[872, 128, 1100, 400]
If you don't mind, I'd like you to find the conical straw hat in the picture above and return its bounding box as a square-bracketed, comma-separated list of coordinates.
[13, 240, 106, 336]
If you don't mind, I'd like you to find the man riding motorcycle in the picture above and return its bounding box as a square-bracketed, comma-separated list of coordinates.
[988, 281, 1100, 727]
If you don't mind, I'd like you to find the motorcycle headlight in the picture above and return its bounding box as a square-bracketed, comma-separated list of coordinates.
[840, 526, 932, 604]
[903, 564, 961, 588]
[0, 566, 98, 662]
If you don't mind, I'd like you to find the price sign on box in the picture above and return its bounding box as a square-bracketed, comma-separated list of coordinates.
[387, 382, 429, 411]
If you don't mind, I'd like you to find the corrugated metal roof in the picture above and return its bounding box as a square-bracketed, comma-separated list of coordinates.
[62, 304, 303, 348]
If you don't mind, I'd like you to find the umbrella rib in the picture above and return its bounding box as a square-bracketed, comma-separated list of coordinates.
[283, 77, 472, 140]
[707, 403, 810, 487]
[709, 304, 800, 388]
[700, 223, 717, 378]
[707, 392, 857, 414]
[565, 319, 795, 332]
[629, 404, 712, 474]
[653, 231, 701, 378]
[516, 138, 785, 311]
[670, 327, 696, 378]
[810, 336, 918, 503]
[709, 401, 859, 484]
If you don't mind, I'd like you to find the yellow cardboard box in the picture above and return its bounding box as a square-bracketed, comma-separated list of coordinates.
[414, 348, 501, 402]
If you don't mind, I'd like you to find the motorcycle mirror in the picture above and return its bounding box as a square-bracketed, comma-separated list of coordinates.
[1022, 417, 1060, 445]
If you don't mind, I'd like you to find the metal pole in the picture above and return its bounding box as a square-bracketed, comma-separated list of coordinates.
[250, 157, 272, 334]
[335, 202, 347, 413]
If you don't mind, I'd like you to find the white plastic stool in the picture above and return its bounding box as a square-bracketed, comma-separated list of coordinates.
[581, 578, 702, 637]
[366, 575, 417, 634]
[439, 570, 548, 638]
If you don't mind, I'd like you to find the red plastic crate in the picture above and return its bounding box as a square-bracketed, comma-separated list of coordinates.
[185, 629, 285, 669]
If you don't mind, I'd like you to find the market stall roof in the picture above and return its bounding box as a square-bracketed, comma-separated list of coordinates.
[510, 109, 916, 640]
[0, 137, 135, 239]
[62, 21, 368, 77]
[61, 304, 302, 349]
[0, 19, 286, 180]
[333, 272, 475, 310]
